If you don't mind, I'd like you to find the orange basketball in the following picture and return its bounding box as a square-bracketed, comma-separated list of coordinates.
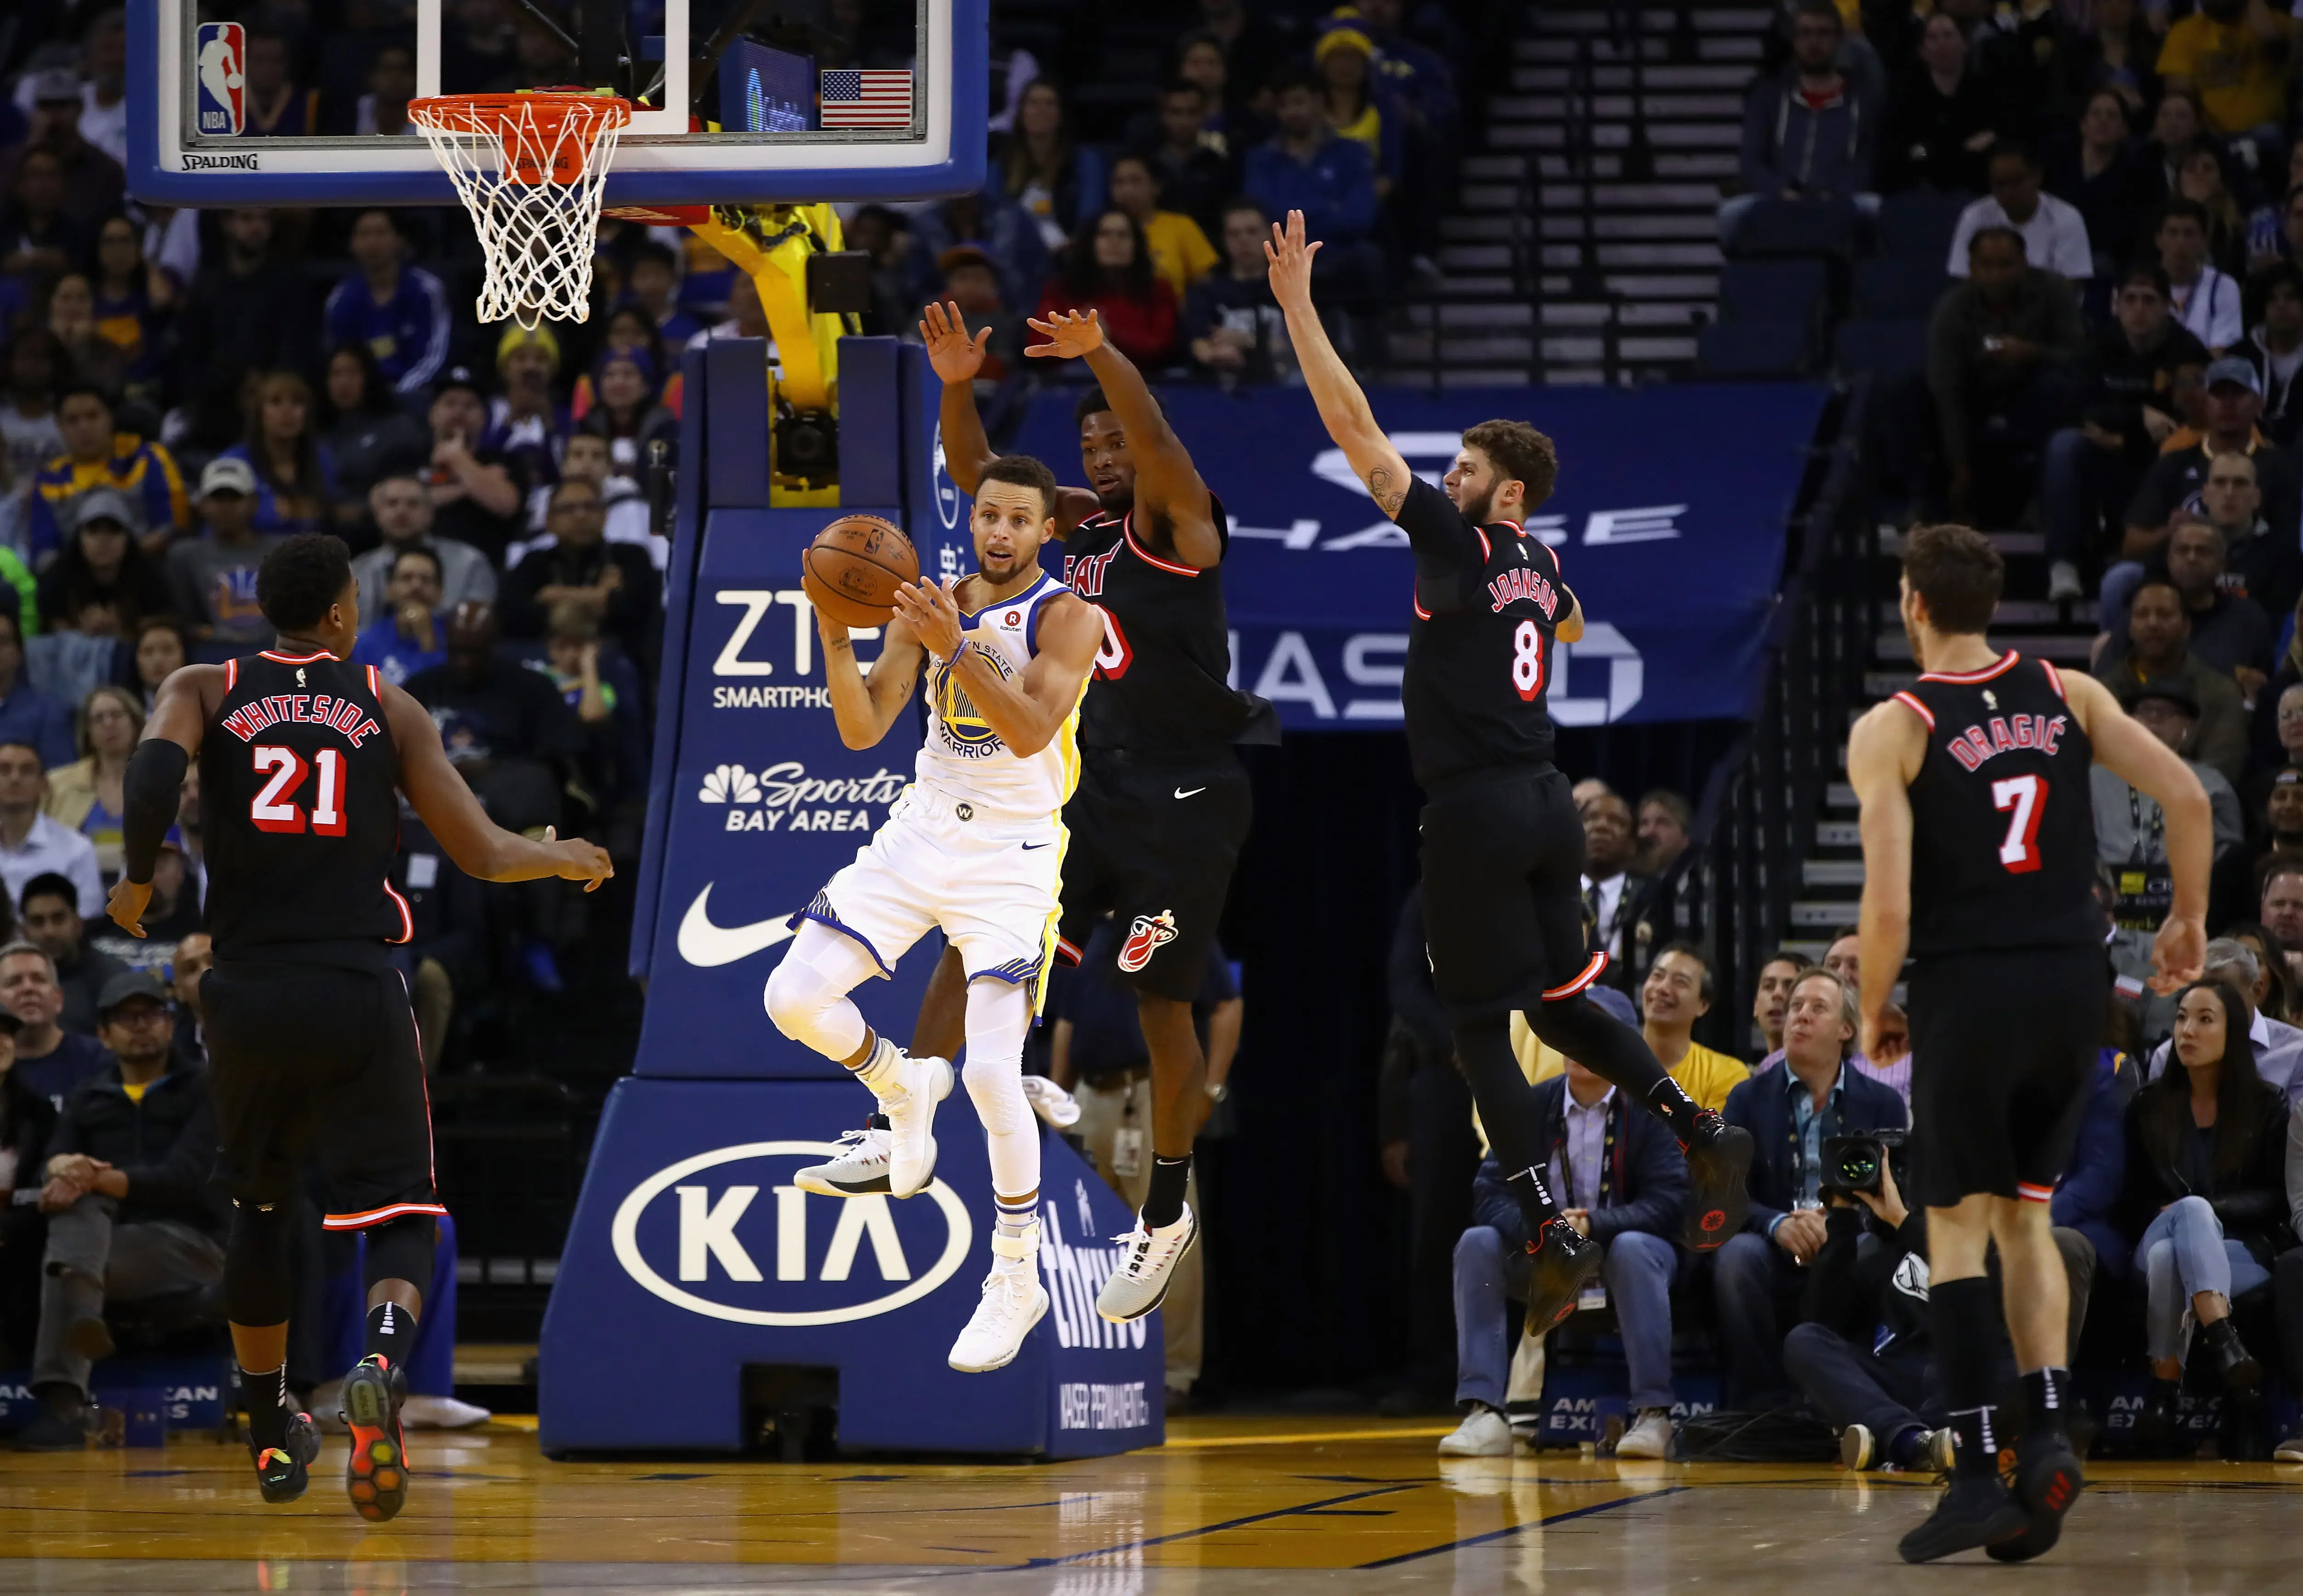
[802, 514, 919, 628]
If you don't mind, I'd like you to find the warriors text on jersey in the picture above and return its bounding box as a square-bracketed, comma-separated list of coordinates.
[1892, 652, 2099, 959]
[917, 572, 1087, 818]
[1394, 477, 1564, 787]
[1063, 492, 1258, 754]
[200, 647, 411, 955]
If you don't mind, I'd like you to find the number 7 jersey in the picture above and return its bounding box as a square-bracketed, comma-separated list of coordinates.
[1892, 652, 2100, 959]
[200, 647, 412, 957]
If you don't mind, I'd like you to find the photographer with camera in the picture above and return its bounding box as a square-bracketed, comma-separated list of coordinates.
[1786, 1137, 2100, 1471]
[1712, 967, 1908, 1409]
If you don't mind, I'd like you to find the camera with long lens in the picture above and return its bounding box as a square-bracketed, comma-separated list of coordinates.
[1820, 1127, 1907, 1198]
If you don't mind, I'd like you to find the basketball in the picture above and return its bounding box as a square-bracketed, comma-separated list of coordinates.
[802, 514, 920, 628]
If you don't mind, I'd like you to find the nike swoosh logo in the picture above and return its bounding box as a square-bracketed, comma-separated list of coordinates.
[1021, 841, 1050, 850]
[1174, 786, 1207, 799]
[676, 885, 797, 967]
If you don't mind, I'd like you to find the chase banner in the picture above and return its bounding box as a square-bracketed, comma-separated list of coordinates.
[1009, 382, 1829, 731]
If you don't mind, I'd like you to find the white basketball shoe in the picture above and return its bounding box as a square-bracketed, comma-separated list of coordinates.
[948, 1224, 1050, 1373]
[1096, 1203, 1197, 1323]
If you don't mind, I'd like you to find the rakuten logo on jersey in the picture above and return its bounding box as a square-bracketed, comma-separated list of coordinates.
[696, 761, 905, 833]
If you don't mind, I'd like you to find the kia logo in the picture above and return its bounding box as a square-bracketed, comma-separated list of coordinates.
[611, 1142, 971, 1325]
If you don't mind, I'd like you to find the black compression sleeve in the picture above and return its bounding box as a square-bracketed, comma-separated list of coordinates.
[122, 738, 190, 886]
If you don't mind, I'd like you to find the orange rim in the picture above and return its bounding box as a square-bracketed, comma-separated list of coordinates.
[408, 91, 630, 186]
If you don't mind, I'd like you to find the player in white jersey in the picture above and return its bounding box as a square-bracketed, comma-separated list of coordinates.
[765, 455, 1104, 1373]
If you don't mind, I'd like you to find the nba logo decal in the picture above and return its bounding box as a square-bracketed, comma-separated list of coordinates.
[195, 23, 247, 135]
[1117, 911, 1178, 972]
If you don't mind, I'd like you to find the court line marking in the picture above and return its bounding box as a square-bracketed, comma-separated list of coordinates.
[1356, 1485, 1689, 1567]
[1019, 1482, 1425, 1567]
[1164, 1426, 1455, 1449]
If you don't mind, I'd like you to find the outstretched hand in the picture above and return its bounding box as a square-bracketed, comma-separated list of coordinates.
[919, 299, 991, 384]
[893, 575, 967, 660]
[1263, 209, 1322, 310]
[542, 826, 615, 893]
[107, 876, 153, 938]
[2150, 912, 2206, 994]
[1025, 308, 1106, 360]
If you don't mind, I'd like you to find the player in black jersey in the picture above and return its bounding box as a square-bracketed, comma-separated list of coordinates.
[920, 298, 1272, 1327]
[105, 534, 609, 1518]
[1849, 524, 2209, 1563]
[1265, 211, 1754, 1330]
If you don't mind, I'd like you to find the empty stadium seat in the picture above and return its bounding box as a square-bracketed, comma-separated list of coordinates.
[1833, 318, 1932, 378]
[1719, 259, 1830, 323]
[1875, 191, 1973, 263]
[1728, 198, 1862, 258]
[1851, 256, 1951, 319]
[1696, 320, 1812, 378]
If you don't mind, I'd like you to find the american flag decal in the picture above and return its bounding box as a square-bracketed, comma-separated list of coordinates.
[820, 68, 915, 129]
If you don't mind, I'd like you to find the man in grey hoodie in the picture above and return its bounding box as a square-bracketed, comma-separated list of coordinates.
[1719, 1, 1879, 246]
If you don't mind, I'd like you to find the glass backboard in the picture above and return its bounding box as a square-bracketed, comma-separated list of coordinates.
[128, 0, 986, 207]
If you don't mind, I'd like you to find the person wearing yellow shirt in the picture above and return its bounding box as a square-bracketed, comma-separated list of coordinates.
[1107, 154, 1219, 301]
[1510, 942, 1747, 1112]
[2157, 0, 2292, 144]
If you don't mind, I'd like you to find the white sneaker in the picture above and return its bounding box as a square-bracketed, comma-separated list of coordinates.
[1615, 1408, 1672, 1459]
[879, 1051, 953, 1198]
[403, 1394, 492, 1430]
[1438, 1406, 1514, 1457]
[2275, 1430, 2303, 1464]
[1020, 1074, 1082, 1129]
[794, 1117, 893, 1196]
[2048, 560, 2083, 602]
[948, 1224, 1049, 1373]
[1097, 1204, 1197, 1323]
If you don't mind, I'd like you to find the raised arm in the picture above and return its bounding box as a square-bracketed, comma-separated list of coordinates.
[1847, 697, 1922, 1059]
[1026, 309, 1220, 566]
[2065, 670, 2210, 989]
[896, 580, 1102, 758]
[922, 300, 1101, 533]
[818, 604, 925, 750]
[382, 682, 612, 888]
[1265, 210, 1415, 519]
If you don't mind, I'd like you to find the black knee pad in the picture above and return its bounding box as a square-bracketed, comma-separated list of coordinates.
[364, 1214, 437, 1299]
[224, 1199, 294, 1328]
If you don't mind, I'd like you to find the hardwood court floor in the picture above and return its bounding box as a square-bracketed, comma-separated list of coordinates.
[0, 1414, 2294, 1592]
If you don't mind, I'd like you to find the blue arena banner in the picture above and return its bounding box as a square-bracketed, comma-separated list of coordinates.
[1009, 383, 1829, 731]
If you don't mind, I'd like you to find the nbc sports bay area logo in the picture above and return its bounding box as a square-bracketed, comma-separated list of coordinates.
[696, 761, 905, 833]
[611, 1144, 1152, 1361]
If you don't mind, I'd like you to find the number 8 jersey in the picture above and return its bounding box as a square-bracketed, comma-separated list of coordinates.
[1893, 652, 2100, 959]
[200, 647, 412, 956]
[1396, 476, 1570, 789]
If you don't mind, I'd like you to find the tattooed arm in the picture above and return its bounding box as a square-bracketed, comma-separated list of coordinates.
[1266, 210, 1416, 521]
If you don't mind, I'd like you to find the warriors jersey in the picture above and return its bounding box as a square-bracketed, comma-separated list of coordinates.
[200, 647, 411, 957]
[916, 571, 1088, 819]
[1892, 652, 2100, 960]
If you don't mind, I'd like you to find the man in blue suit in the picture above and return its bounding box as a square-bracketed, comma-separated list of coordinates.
[1713, 966, 1908, 1408]
[1442, 986, 1690, 1459]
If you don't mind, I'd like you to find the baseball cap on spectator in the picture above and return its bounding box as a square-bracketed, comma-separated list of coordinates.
[497, 324, 561, 372]
[72, 486, 137, 532]
[1587, 984, 1638, 1027]
[938, 243, 1000, 275]
[2133, 680, 2201, 717]
[2205, 357, 2261, 395]
[1314, 26, 1376, 61]
[435, 364, 487, 402]
[30, 68, 83, 106]
[200, 457, 258, 498]
[96, 969, 171, 1019]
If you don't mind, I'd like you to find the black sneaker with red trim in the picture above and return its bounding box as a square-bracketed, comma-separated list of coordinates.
[340, 1354, 410, 1522]
[1987, 1433, 2085, 1562]
[1679, 1110, 1752, 1252]
[251, 1410, 321, 1504]
[1520, 1218, 1603, 1337]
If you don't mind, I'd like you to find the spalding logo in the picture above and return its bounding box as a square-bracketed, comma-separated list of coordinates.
[611, 1141, 971, 1326]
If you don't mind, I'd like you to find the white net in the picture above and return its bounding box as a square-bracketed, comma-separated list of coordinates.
[408, 93, 630, 331]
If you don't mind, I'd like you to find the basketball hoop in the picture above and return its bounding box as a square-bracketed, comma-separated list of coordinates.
[408, 91, 630, 330]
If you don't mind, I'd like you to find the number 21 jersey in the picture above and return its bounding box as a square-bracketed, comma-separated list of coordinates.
[1396, 476, 1566, 788]
[201, 648, 411, 956]
[1895, 652, 2098, 959]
